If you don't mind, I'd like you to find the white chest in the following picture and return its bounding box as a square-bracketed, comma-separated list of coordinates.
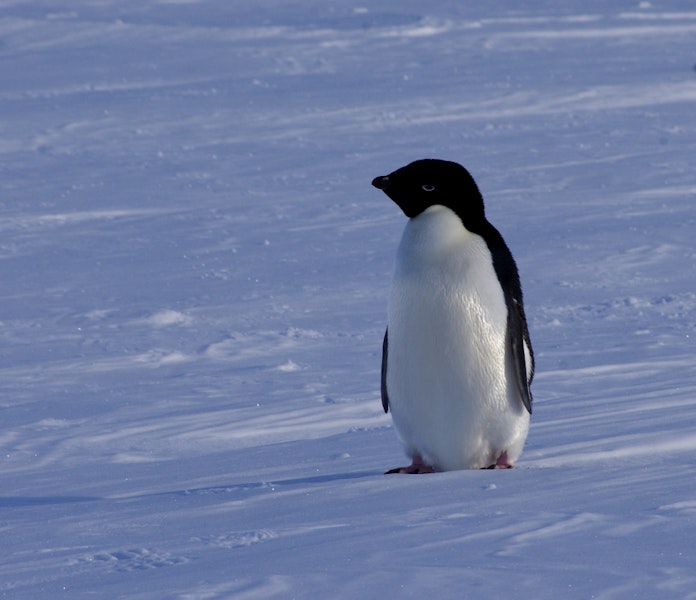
[390, 205, 508, 341]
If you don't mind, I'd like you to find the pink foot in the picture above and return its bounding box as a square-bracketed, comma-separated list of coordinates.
[483, 451, 514, 470]
[385, 454, 435, 474]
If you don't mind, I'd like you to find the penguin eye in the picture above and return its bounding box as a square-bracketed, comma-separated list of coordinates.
[421, 184, 436, 192]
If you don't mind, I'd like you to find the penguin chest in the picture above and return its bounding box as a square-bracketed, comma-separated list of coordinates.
[387, 207, 523, 469]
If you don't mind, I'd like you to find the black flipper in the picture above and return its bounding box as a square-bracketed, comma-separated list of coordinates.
[480, 222, 535, 415]
[381, 328, 390, 413]
[508, 297, 534, 414]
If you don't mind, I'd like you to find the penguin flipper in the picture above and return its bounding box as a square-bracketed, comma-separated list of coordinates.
[381, 328, 390, 413]
[508, 299, 534, 414]
[483, 223, 534, 415]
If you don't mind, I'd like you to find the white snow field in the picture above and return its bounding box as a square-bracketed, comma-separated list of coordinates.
[2, 1, 696, 598]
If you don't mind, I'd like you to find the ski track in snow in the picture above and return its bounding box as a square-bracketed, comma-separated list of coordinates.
[1, 1, 696, 598]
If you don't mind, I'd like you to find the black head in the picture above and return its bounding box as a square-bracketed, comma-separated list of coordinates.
[372, 159, 486, 226]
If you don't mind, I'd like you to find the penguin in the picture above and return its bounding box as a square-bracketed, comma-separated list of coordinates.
[372, 159, 534, 473]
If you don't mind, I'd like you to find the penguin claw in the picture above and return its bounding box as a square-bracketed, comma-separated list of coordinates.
[385, 464, 436, 474]
[385, 454, 435, 474]
[483, 451, 514, 469]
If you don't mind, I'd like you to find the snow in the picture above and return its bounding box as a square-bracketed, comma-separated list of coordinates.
[1, 0, 696, 597]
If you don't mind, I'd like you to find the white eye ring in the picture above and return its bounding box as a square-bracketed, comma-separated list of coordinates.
[422, 184, 435, 192]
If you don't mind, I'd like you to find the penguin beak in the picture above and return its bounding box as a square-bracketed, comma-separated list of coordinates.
[372, 175, 390, 190]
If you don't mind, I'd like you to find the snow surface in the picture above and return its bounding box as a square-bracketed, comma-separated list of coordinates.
[2, 1, 696, 598]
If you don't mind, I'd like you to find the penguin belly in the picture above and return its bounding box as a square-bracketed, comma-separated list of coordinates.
[387, 206, 530, 470]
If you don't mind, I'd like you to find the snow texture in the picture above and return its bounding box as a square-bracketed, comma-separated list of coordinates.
[1, 1, 696, 598]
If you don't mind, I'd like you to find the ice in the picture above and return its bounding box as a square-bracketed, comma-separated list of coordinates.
[2, 1, 696, 598]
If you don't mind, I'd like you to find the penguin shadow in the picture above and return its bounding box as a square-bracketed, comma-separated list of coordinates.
[260, 470, 378, 487]
[0, 472, 380, 508]
[0, 495, 100, 508]
[117, 470, 379, 503]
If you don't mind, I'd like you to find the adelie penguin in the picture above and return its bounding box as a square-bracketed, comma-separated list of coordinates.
[372, 159, 534, 473]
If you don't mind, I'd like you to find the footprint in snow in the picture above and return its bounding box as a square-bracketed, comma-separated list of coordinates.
[193, 529, 278, 549]
[76, 547, 188, 572]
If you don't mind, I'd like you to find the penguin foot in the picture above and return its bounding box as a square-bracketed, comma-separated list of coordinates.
[483, 451, 513, 470]
[385, 454, 435, 475]
[385, 464, 436, 474]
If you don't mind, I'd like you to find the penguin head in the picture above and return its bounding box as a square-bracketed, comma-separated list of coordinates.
[372, 159, 485, 224]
